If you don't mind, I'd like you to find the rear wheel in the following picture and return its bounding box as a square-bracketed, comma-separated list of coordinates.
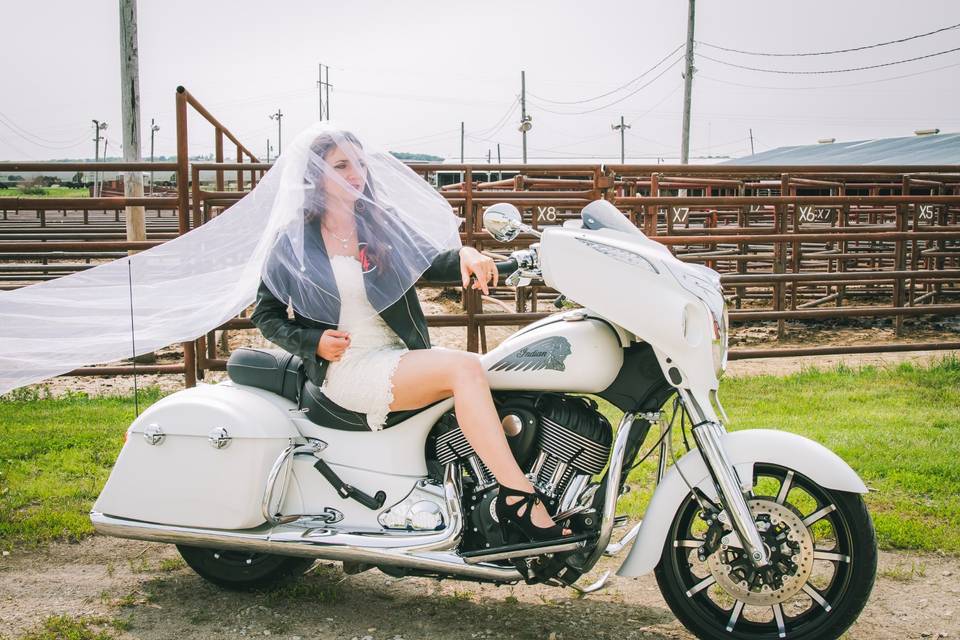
[654, 463, 876, 640]
[176, 545, 315, 591]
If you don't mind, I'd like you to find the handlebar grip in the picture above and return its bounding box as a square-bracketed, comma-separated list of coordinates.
[496, 258, 519, 275]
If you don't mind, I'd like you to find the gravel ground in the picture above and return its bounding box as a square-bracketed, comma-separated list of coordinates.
[0, 536, 957, 640]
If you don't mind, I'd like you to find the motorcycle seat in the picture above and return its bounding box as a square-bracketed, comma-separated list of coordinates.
[225, 347, 420, 432]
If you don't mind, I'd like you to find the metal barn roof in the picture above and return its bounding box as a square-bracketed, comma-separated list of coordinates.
[725, 132, 960, 166]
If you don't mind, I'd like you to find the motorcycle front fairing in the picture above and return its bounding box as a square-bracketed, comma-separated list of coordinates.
[538, 223, 726, 421]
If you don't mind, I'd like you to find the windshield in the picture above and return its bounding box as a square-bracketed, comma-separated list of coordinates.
[581, 200, 644, 235]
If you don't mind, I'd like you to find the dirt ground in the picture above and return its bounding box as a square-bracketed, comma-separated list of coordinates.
[0, 535, 957, 640]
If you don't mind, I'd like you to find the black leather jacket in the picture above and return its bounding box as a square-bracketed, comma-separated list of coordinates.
[252, 248, 485, 387]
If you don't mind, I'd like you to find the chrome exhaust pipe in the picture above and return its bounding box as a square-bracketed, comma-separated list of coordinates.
[91, 466, 521, 583]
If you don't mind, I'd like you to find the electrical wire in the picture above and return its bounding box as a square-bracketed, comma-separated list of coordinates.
[697, 22, 960, 57]
[471, 97, 520, 139]
[528, 43, 684, 105]
[697, 59, 960, 91]
[0, 113, 90, 149]
[527, 55, 685, 116]
[0, 118, 89, 151]
[696, 45, 960, 75]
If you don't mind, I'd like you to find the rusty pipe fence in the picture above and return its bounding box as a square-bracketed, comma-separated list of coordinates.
[1, 87, 959, 388]
[0, 87, 262, 385]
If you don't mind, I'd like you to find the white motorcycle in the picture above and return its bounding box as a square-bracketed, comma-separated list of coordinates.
[92, 200, 876, 640]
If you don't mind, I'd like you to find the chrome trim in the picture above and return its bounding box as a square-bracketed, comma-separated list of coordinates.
[570, 570, 611, 595]
[527, 450, 549, 488]
[463, 539, 586, 564]
[261, 440, 326, 525]
[207, 427, 231, 450]
[143, 423, 164, 446]
[683, 393, 769, 567]
[544, 460, 569, 497]
[604, 521, 641, 556]
[558, 474, 590, 513]
[581, 411, 635, 571]
[91, 467, 520, 583]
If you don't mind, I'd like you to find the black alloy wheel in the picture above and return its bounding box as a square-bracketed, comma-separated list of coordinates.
[654, 463, 876, 640]
[177, 545, 316, 590]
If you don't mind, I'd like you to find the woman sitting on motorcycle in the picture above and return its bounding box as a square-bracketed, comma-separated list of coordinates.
[251, 127, 568, 541]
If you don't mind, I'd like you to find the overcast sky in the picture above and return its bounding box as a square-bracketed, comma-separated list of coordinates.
[3, 0, 960, 163]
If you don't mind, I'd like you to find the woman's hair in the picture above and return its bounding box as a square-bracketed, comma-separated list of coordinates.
[304, 130, 390, 272]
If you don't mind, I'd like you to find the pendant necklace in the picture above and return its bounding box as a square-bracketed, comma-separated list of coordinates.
[324, 225, 354, 250]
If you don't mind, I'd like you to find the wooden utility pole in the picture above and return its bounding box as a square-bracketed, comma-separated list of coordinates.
[680, 0, 696, 165]
[149, 118, 158, 195]
[92, 120, 107, 197]
[460, 121, 465, 163]
[749, 128, 756, 155]
[520, 70, 530, 164]
[270, 109, 283, 155]
[612, 115, 631, 164]
[119, 0, 145, 244]
[317, 63, 333, 120]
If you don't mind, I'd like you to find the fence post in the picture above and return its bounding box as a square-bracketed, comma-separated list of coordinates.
[646, 173, 660, 237]
[735, 181, 747, 309]
[893, 177, 909, 335]
[464, 167, 479, 353]
[775, 174, 789, 339]
[175, 87, 196, 387]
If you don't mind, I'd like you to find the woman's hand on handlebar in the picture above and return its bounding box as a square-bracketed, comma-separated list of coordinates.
[458, 246, 498, 295]
[317, 329, 350, 361]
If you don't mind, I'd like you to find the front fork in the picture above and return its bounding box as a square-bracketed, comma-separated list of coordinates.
[680, 389, 770, 568]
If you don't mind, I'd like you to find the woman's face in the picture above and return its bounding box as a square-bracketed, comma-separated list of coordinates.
[322, 143, 367, 211]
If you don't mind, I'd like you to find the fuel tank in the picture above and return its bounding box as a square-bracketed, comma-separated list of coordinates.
[481, 310, 624, 392]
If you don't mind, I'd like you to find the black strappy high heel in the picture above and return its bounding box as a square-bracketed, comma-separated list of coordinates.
[495, 484, 568, 542]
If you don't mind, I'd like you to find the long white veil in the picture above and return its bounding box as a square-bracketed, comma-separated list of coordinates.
[0, 122, 462, 395]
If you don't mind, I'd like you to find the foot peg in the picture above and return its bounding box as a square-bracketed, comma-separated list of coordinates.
[461, 533, 594, 564]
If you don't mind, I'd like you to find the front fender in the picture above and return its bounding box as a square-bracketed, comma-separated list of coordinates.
[616, 429, 867, 578]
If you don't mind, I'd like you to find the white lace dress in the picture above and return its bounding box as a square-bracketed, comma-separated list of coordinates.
[319, 255, 409, 430]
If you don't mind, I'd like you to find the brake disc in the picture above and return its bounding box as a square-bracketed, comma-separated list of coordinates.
[706, 499, 815, 606]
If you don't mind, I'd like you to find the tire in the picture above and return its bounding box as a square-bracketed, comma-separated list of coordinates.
[654, 463, 876, 640]
[176, 545, 316, 591]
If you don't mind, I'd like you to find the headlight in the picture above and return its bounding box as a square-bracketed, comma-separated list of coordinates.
[711, 302, 729, 378]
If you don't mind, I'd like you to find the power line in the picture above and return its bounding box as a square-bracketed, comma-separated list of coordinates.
[0, 112, 89, 147]
[697, 22, 960, 57]
[697, 45, 960, 75]
[0, 117, 89, 150]
[527, 55, 685, 115]
[697, 59, 960, 90]
[472, 97, 520, 138]
[528, 43, 684, 105]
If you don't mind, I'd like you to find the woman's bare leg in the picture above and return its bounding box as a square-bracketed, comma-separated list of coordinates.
[389, 348, 560, 529]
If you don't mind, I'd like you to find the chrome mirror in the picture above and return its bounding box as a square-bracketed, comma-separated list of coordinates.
[483, 203, 523, 242]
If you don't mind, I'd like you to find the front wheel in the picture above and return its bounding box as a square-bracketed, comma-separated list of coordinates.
[654, 463, 876, 640]
[177, 545, 315, 591]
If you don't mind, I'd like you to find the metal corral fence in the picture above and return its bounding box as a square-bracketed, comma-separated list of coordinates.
[1, 87, 958, 388]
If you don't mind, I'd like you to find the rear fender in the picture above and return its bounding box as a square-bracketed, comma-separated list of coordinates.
[616, 429, 867, 577]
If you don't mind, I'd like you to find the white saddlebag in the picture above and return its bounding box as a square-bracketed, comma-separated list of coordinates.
[94, 383, 299, 529]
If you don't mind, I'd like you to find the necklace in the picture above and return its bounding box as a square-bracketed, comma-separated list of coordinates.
[323, 224, 355, 250]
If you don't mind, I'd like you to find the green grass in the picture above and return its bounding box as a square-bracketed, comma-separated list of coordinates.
[0, 358, 958, 553]
[0, 187, 88, 198]
[8, 614, 127, 640]
[0, 386, 166, 551]
[612, 357, 960, 553]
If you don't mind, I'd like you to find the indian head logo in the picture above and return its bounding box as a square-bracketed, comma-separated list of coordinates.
[489, 336, 573, 372]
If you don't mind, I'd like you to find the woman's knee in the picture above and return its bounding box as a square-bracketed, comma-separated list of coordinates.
[449, 352, 487, 388]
